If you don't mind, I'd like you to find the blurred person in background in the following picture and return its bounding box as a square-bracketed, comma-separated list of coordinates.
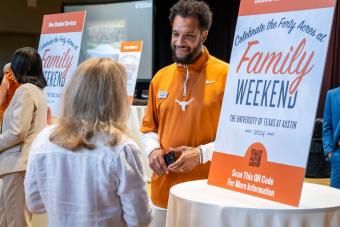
[0, 63, 20, 123]
[0, 62, 51, 126]
[323, 87, 340, 189]
[25, 58, 152, 227]
[0, 47, 48, 227]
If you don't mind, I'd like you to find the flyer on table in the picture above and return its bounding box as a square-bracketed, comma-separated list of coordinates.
[118, 41, 143, 104]
[208, 0, 336, 206]
[38, 11, 85, 117]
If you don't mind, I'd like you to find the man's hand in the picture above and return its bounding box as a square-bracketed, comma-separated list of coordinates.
[8, 72, 17, 83]
[168, 146, 200, 173]
[328, 151, 332, 159]
[0, 73, 11, 105]
[1, 72, 10, 88]
[148, 148, 169, 175]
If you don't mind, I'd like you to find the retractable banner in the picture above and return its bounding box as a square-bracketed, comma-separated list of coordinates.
[118, 41, 143, 104]
[208, 0, 336, 206]
[38, 11, 85, 117]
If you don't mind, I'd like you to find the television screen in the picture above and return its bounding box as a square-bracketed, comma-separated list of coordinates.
[63, 0, 153, 81]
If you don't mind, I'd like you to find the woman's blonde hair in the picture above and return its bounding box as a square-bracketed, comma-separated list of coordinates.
[49, 58, 129, 150]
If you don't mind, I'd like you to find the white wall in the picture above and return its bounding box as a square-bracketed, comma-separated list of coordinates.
[0, 0, 62, 66]
[0, 0, 121, 66]
[0, 0, 62, 33]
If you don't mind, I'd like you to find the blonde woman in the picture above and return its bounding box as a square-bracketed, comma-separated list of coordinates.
[24, 58, 152, 227]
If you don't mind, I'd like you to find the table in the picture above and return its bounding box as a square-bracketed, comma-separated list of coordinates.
[166, 180, 340, 227]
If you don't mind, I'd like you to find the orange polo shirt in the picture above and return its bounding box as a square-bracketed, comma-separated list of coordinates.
[141, 47, 229, 208]
[0, 79, 20, 122]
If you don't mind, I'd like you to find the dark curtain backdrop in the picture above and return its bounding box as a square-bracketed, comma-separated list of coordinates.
[154, 0, 339, 116]
[318, 2, 340, 117]
[154, 0, 240, 70]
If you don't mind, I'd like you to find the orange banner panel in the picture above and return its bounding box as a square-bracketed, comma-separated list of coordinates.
[41, 11, 85, 34]
[239, 0, 336, 16]
[120, 41, 143, 52]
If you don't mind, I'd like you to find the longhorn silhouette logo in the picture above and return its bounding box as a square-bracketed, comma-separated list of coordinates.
[175, 99, 195, 111]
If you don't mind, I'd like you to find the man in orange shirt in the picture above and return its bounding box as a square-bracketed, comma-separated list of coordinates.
[0, 63, 53, 128]
[140, 1, 229, 226]
[0, 63, 20, 123]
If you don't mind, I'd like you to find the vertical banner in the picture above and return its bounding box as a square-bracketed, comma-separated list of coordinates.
[118, 41, 143, 104]
[208, 0, 336, 206]
[38, 11, 85, 117]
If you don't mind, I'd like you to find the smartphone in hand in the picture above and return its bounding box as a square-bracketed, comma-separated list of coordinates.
[164, 151, 175, 166]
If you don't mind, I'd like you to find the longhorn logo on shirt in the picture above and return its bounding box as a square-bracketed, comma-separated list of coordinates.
[175, 99, 194, 111]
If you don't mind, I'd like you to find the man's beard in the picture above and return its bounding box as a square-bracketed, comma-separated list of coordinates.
[171, 44, 202, 64]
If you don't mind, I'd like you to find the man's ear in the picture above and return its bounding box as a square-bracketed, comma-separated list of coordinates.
[201, 30, 208, 44]
[6, 71, 17, 82]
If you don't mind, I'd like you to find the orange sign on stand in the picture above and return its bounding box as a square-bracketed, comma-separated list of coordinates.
[208, 0, 336, 206]
[39, 11, 85, 117]
[118, 41, 143, 105]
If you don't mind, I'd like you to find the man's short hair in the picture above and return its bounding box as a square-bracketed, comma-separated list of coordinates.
[3, 63, 10, 74]
[169, 0, 212, 31]
[1, 63, 10, 82]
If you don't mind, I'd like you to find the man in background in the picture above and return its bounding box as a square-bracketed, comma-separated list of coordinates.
[323, 87, 340, 189]
[141, 0, 229, 226]
[0, 63, 20, 123]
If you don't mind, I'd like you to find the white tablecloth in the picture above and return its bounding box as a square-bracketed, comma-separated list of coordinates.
[167, 180, 340, 227]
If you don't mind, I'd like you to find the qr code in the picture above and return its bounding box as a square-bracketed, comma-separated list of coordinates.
[249, 149, 262, 167]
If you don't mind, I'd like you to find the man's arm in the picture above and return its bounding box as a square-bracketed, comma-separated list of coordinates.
[141, 132, 161, 158]
[0, 73, 10, 106]
[140, 80, 168, 175]
[141, 132, 168, 175]
[322, 91, 334, 158]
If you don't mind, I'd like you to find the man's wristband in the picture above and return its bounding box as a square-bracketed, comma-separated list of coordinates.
[198, 145, 203, 164]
